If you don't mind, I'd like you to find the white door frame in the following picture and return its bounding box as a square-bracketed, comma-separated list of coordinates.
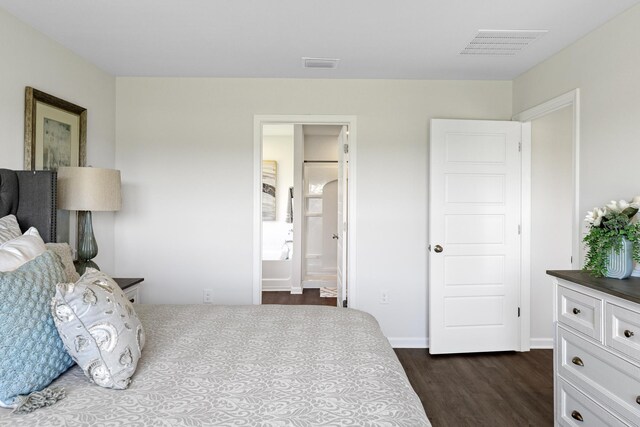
[253, 115, 358, 307]
[512, 88, 581, 351]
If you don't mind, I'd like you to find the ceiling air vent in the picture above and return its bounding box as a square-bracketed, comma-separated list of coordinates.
[460, 30, 548, 56]
[302, 57, 340, 69]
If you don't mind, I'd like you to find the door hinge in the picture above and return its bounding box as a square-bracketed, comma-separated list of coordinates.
[518, 142, 522, 152]
[343, 299, 348, 308]
[518, 224, 521, 235]
[518, 307, 521, 317]
[343, 144, 349, 154]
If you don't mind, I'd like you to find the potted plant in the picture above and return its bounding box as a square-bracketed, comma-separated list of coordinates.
[583, 198, 640, 278]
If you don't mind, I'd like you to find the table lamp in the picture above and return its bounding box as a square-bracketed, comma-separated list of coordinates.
[57, 167, 121, 275]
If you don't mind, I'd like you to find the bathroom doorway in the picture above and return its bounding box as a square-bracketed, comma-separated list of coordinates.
[253, 116, 356, 308]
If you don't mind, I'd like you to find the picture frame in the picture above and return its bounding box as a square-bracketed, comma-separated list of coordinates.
[24, 87, 87, 247]
[262, 160, 277, 221]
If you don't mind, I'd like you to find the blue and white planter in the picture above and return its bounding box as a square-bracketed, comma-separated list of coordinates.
[606, 237, 634, 279]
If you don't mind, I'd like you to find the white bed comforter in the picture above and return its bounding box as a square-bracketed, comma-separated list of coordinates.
[1, 304, 430, 426]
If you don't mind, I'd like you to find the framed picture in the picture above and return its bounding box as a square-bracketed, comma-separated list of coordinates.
[262, 160, 277, 221]
[24, 87, 87, 246]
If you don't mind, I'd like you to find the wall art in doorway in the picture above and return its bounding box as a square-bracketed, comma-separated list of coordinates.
[262, 160, 277, 221]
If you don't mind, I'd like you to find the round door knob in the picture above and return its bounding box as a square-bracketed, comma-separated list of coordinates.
[572, 308, 580, 315]
[624, 330, 634, 338]
[434, 245, 443, 253]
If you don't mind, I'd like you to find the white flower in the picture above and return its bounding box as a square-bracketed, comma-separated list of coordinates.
[585, 211, 594, 224]
[607, 200, 621, 212]
[631, 196, 640, 209]
[585, 207, 606, 227]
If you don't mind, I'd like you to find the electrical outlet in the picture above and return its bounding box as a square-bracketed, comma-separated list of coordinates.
[380, 290, 389, 304]
[203, 289, 213, 304]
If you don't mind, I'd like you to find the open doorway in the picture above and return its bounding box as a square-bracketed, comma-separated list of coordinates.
[253, 116, 357, 308]
[529, 106, 574, 345]
[514, 88, 580, 350]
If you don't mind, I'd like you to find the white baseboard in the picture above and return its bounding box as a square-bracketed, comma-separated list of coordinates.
[387, 337, 429, 348]
[530, 338, 553, 349]
[386, 336, 551, 350]
[262, 285, 292, 292]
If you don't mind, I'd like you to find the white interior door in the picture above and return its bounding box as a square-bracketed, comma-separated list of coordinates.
[322, 180, 338, 272]
[337, 126, 348, 307]
[429, 119, 523, 354]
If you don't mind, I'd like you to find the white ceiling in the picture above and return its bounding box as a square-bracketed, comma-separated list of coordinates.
[1, 0, 638, 79]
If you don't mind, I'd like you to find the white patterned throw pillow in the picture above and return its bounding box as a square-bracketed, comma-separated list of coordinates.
[0, 215, 22, 244]
[51, 269, 145, 390]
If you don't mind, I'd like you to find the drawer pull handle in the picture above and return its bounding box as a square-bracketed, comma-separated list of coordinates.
[572, 307, 581, 315]
[571, 410, 584, 422]
[636, 396, 640, 405]
[571, 357, 584, 367]
[624, 330, 635, 338]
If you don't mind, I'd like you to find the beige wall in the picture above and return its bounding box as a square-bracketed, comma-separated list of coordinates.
[0, 8, 116, 272]
[514, 4, 640, 217]
[304, 135, 339, 161]
[114, 77, 512, 345]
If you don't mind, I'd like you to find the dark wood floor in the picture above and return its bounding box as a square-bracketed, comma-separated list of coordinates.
[262, 289, 337, 306]
[262, 290, 554, 426]
[395, 349, 553, 427]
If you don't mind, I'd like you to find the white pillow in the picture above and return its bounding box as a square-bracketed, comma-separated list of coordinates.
[0, 227, 46, 272]
[52, 269, 145, 390]
[0, 215, 22, 244]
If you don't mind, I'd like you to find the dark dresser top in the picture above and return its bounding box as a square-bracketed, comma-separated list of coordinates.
[113, 277, 144, 290]
[547, 270, 640, 304]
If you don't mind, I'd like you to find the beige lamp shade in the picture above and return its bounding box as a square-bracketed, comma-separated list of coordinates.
[57, 167, 122, 211]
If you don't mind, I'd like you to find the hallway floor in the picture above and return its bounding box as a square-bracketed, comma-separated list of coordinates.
[262, 289, 337, 306]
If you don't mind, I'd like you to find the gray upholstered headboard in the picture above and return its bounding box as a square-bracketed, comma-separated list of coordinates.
[0, 169, 57, 243]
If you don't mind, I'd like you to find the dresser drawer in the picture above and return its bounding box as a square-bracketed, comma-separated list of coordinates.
[606, 303, 640, 364]
[124, 284, 140, 304]
[557, 378, 629, 426]
[558, 327, 640, 424]
[557, 284, 602, 341]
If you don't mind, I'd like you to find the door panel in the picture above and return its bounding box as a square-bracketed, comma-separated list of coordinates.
[445, 215, 505, 244]
[337, 126, 348, 307]
[430, 119, 522, 354]
[444, 256, 504, 286]
[445, 174, 505, 204]
[444, 296, 504, 326]
[445, 133, 506, 163]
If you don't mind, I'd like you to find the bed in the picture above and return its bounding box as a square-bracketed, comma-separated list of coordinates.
[0, 168, 430, 426]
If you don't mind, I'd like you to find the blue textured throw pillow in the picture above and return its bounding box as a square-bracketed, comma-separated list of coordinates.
[0, 250, 74, 408]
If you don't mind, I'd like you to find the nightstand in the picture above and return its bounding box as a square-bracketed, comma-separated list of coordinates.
[114, 278, 144, 304]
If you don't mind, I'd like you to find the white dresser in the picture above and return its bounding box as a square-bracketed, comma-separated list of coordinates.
[550, 271, 640, 426]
